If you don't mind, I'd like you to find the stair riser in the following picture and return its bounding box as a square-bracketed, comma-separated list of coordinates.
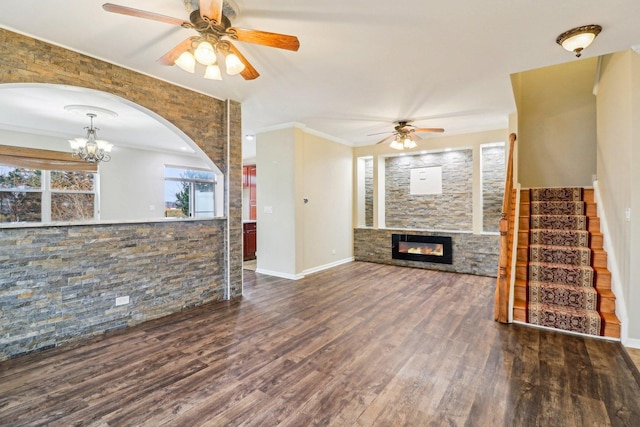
[516, 248, 607, 267]
[514, 306, 618, 338]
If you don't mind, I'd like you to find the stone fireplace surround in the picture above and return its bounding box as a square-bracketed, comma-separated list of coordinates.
[354, 228, 499, 277]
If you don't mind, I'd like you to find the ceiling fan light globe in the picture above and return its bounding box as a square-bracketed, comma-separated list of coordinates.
[404, 139, 417, 149]
[389, 140, 403, 150]
[204, 64, 223, 80]
[225, 53, 245, 75]
[175, 51, 196, 73]
[194, 41, 217, 65]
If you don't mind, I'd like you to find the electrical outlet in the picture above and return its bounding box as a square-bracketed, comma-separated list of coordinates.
[115, 295, 130, 306]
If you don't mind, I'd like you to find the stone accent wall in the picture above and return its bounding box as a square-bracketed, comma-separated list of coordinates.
[0, 221, 226, 360]
[0, 29, 243, 360]
[354, 228, 499, 277]
[482, 145, 506, 232]
[364, 158, 374, 227]
[385, 150, 473, 230]
[226, 100, 243, 298]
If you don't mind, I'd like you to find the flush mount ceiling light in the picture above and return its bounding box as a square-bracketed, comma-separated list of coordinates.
[556, 25, 602, 58]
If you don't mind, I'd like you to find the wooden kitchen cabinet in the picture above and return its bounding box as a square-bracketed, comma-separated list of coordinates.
[243, 222, 256, 260]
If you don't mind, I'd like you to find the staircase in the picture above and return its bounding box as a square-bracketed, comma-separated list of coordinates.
[513, 187, 621, 338]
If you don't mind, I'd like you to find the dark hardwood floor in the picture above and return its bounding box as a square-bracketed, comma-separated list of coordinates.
[1, 262, 639, 426]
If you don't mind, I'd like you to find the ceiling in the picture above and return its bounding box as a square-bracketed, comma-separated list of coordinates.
[0, 0, 639, 158]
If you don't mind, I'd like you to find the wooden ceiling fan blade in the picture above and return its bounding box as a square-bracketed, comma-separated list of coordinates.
[157, 37, 198, 65]
[224, 43, 260, 80]
[102, 3, 190, 26]
[376, 134, 396, 145]
[200, 0, 223, 25]
[413, 128, 445, 133]
[367, 131, 393, 136]
[228, 27, 300, 51]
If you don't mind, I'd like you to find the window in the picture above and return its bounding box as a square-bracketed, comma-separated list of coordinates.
[164, 166, 215, 218]
[0, 166, 96, 223]
[50, 170, 96, 221]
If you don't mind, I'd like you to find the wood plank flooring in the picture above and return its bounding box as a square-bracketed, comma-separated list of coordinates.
[1, 262, 639, 426]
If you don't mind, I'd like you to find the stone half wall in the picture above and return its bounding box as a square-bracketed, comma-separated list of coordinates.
[354, 228, 499, 277]
[0, 220, 226, 360]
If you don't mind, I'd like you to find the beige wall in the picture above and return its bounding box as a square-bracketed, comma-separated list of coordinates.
[256, 126, 353, 279]
[596, 50, 640, 344]
[514, 58, 598, 188]
[302, 132, 353, 271]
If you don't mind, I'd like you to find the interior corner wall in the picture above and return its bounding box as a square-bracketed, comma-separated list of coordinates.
[515, 58, 598, 188]
[256, 127, 353, 278]
[596, 50, 640, 343]
[256, 128, 299, 278]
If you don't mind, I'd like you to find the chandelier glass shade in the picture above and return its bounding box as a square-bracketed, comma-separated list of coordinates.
[68, 113, 113, 163]
[176, 38, 245, 79]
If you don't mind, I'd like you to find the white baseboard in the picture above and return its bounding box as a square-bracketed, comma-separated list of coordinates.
[513, 320, 619, 342]
[593, 180, 630, 344]
[303, 257, 354, 276]
[254, 269, 305, 280]
[625, 338, 640, 349]
[255, 257, 354, 281]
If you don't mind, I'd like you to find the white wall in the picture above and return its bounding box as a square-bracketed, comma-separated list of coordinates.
[596, 50, 640, 344]
[0, 129, 214, 222]
[99, 146, 211, 220]
[255, 127, 299, 278]
[256, 125, 353, 279]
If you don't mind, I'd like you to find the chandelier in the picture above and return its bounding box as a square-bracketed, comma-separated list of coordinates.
[174, 37, 244, 80]
[389, 133, 417, 150]
[68, 113, 113, 163]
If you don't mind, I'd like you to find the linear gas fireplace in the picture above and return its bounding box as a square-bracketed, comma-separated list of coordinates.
[392, 234, 453, 264]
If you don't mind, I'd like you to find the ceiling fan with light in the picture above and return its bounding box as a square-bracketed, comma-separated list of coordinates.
[102, 0, 300, 81]
[371, 121, 444, 150]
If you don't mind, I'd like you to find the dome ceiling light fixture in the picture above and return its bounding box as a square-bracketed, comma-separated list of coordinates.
[556, 24, 602, 58]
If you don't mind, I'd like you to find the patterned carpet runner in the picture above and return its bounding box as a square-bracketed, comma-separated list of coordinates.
[527, 187, 602, 335]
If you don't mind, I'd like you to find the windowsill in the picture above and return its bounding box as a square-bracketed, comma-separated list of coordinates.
[0, 216, 227, 229]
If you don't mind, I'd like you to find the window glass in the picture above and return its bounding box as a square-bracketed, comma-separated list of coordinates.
[51, 171, 95, 191]
[0, 166, 41, 190]
[51, 193, 95, 221]
[165, 167, 215, 218]
[0, 191, 41, 222]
